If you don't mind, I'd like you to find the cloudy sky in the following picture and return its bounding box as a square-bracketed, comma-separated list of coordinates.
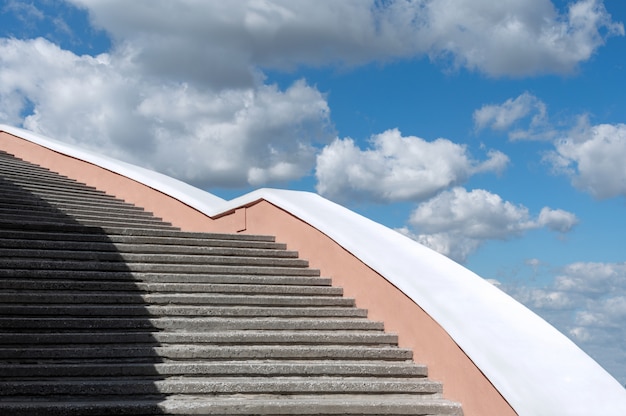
[1, 0, 625, 385]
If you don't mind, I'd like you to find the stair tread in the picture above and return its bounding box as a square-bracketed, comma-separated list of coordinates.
[0, 395, 463, 416]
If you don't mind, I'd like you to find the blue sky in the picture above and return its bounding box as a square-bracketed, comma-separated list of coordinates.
[1, 0, 625, 385]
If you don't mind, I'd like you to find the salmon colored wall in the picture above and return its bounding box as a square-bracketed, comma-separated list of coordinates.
[230, 200, 517, 416]
[0, 130, 517, 416]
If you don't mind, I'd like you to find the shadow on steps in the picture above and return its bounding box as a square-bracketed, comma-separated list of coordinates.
[0, 158, 168, 415]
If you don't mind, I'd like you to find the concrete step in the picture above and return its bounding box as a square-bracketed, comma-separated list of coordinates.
[0, 220, 274, 242]
[0, 292, 353, 306]
[0, 330, 397, 346]
[0, 254, 309, 271]
[0, 155, 79, 175]
[0, 360, 427, 378]
[0, 174, 126, 197]
[0, 223, 275, 243]
[0, 219, 135, 234]
[0, 316, 379, 330]
[0, 175, 95, 194]
[0, 240, 299, 258]
[96, 226, 276, 241]
[52, 211, 172, 225]
[0, 186, 137, 207]
[0, 270, 328, 285]
[0, 395, 463, 416]
[0, 262, 319, 276]
[0, 199, 166, 225]
[0, 182, 119, 202]
[0, 229, 287, 249]
[0, 196, 166, 216]
[0, 344, 413, 361]
[0, 211, 175, 228]
[0, 304, 366, 318]
[0, 199, 151, 217]
[0, 156, 78, 173]
[0, 218, 179, 233]
[0, 279, 341, 295]
[0, 193, 148, 213]
[0, 170, 100, 190]
[0, 377, 443, 396]
[0, 204, 165, 223]
[0, 249, 306, 266]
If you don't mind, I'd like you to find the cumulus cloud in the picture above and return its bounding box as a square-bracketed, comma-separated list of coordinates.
[474, 93, 542, 131]
[70, 0, 623, 81]
[0, 37, 333, 188]
[403, 187, 577, 262]
[424, 0, 623, 76]
[473, 92, 557, 140]
[474, 94, 626, 200]
[503, 262, 626, 385]
[315, 129, 508, 203]
[1, 1, 622, 189]
[537, 207, 580, 233]
[545, 118, 626, 199]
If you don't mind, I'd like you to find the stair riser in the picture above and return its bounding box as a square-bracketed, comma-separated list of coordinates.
[0, 219, 177, 230]
[0, 294, 351, 306]
[0, 252, 308, 267]
[0, 241, 298, 258]
[0, 331, 396, 346]
[0, 200, 154, 216]
[0, 400, 462, 416]
[0, 222, 275, 241]
[0, 317, 380, 330]
[0, 189, 141, 209]
[0, 263, 319, 275]
[0, 362, 427, 378]
[0, 182, 131, 202]
[0, 210, 172, 225]
[0, 280, 340, 295]
[0, 198, 147, 214]
[0, 346, 413, 361]
[0, 305, 365, 318]
[0, 173, 106, 192]
[0, 378, 442, 396]
[0, 231, 286, 249]
[0, 270, 329, 285]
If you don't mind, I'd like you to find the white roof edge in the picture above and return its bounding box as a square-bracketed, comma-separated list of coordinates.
[3, 124, 626, 415]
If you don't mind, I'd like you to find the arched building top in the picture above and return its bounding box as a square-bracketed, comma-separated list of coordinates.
[2, 123, 626, 416]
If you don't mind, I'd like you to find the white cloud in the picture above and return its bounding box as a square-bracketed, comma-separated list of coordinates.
[474, 92, 544, 129]
[475, 94, 626, 200]
[1, 1, 622, 190]
[473, 92, 557, 140]
[404, 187, 577, 262]
[68, 0, 623, 80]
[315, 129, 508, 203]
[502, 261, 626, 385]
[537, 207, 580, 233]
[545, 119, 626, 199]
[0, 37, 333, 188]
[423, 0, 623, 76]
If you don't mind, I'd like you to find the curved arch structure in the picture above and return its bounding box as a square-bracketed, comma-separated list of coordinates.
[2, 124, 626, 416]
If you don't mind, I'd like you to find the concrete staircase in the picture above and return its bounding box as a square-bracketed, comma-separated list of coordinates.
[0, 150, 463, 415]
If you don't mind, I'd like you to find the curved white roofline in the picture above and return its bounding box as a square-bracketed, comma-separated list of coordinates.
[3, 124, 626, 415]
